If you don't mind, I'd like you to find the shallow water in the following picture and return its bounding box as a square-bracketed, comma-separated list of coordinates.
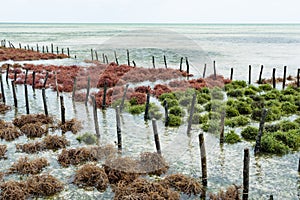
[0, 73, 299, 199]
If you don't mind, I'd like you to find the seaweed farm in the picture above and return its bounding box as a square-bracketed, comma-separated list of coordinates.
[0, 43, 299, 200]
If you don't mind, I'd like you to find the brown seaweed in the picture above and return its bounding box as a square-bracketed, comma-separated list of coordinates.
[0, 144, 7, 159]
[59, 118, 82, 134]
[138, 152, 169, 176]
[20, 123, 47, 138]
[13, 114, 53, 128]
[16, 142, 44, 154]
[0, 103, 11, 113]
[73, 163, 109, 191]
[113, 178, 180, 200]
[9, 157, 49, 175]
[161, 174, 203, 196]
[0, 127, 23, 141]
[209, 185, 241, 200]
[0, 180, 28, 200]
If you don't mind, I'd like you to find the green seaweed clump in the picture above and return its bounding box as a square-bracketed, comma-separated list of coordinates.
[167, 114, 182, 127]
[261, 134, 290, 154]
[169, 106, 185, 117]
[197, 93, 211, 104]
[192, 113, 209, 124]
[225, 131, 241, 144]
[241, 126, 258, 140]
[76, 132, 98, 145]
[225, 80, 247, 91]
[279, 120, 298, 132]
[178, 96, 193, 107]
[162, 98, 179, 108]
[202, 120, 220, 134]
[158, 92, 176, 101]
[227, 89, 244, 98]
[225, 116, 250, 128]
[235, 101, 252, 115]
[258, 84, 273, 91]
[225, 106, 240, 118]
[128, 104, 145, 115]
[281, 102, 297, 115]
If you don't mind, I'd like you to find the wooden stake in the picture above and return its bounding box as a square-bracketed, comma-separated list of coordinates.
[24, 84, 29, 114]
[163, 100, 169, 126]
[43, 72, 49, 88]
[179, 57, 183, 72]
[248, 65, 251, 85]
[85, 77, 91, 106]
[199, 133, 207, 187]
[11, 81, 17, 107]
[127, 49, 130, 66]
[152, 56, 155, 69]
[46, 46, 49, 53]
[213, 61, 217, 80]
[282, 65, 287, 90]
[272, 68, 276, 89]
[24, 69, 28, 84]
[51, 43, 53, 54]
[60, 95, 65, 124]
[243, 148, 250, 200]
[102, 53, 105, 63]
[61, 48, 64, 55]
[54, 71, 59, 97]
[187, 93, 197, 135]
[164, 55, 167, 69]
[120, 84, 129, 112]
[132, 60, 136, 67]
[254, 108, 267, 154]
[297, 69, 300, 88]
[269, 195, 273, 200]
[95, 50, 98, 61]
[42, 46, 45, 53]
[67, 48, 70, 57]
[116, 106, 122, 151]
[186, 57, 189, 75]
[298, 157, 300, 172]
[91, 49, 94, 60]
[258, 65, 264, 84]
[56, 46, 59, 54]
[19, 43, 22, 49]
[144, 92, 150, 121]
[105, 55, 108, 64]
[203, 64, 207, 78]
[152, 119, 161, 154]
[6, 64, 9, 84]
[42, 88, 48, 116]
[91, 95, 100, 138]
[102, 81, 107, 109]
[114, 51, 119, 65]
[32, 71, 35, 91]
[14, 71, 17, 82]
[230, 67, 233, 80]
[0, 70, 6, 103]
[72, 77, 77, 101]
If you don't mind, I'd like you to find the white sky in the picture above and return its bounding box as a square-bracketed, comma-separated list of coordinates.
[1, 0, 300, 23]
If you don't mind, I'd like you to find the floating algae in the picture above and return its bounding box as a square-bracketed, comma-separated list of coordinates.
[9, 157, 49, 175]
[26, 174, 64, 197]
[113, 178, 180, 200]
[73, 163, 109, 192]
[161, 174, 203, 196]
[59, 118, 82, 134]
[209, 185, 241, 200]
[138, 152, 169, 176]
[12, 114, 53, 128]
[0, 144, 7, 159]
[20, 123, 47, 138]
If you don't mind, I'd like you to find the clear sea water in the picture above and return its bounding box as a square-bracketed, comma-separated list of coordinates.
[0, 23, 299, 199]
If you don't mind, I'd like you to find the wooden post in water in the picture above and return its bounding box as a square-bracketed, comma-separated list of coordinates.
[61, 48, 64, 55]
[297, 69, 300, 88]
[19, 43, 22, 49]
[27, 45, 30, 50]
[163, 100, 169, 126]
[243, 148, 250, 200]
[282, 65, 287, 90]
[67, 48, 70, 57]
[179, 57, 183, 72]
[56, 46, 59, 54]
[199, 133, 207, 187]
[51, 43, 53, 54]
[298, 157, 300, 172]
[213, 61, 217, 80]
[120, 84, 129, 112]
[46, 46, 49, 53]
[220, 111, 225, 144]
[272, 68, 276, 89]
[258, 65, 264, 84]
[248, 65, 251, 85]
[6, 65, 9, 84]
[152, 119, 161, 154]
[152, 56, 155, 68]
[11, 81, 17, 107]
[31, 47, 34, 51]
[43, 72, 49, 88]
[132, 60, 136, 67]
[269, 195, 273, 200]
[32, 71, 35, 91]
[14, 71, 17, 82]
[54, 71, 59, 97]
[72, 77, 77, 101]
[203, 64, 207, 78]
[102, 53, 105, 63]
[144, 93, 150, 121]
[0, 70, 5, 103]
[36, 44, 39, 52]
[95, 50, 98, 61]
[105, 55, 108, 64]
[60, 95, 65, 124]
[91, 95, 100, 138]
[186, 57, 190, 75]
[24, 84, 29, 114]
[164, 55, 167, 69]
[116, 106, 122, 151]
[91, 49, 94, 60]
[254, 108, 267, 154]
[42, 88, 48, 116]
[187, 93, 196, 136]
[230, 68, 233, 80]
[102, 81, 107, 109]
[42, 46, 45, 53]
[127, 49, 130, 66]
[114, 51, 119, 65]
[85, 77, 91, 106]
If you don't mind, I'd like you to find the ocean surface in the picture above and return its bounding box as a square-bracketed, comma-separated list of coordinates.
[1, 23, 300, 81]
[0, 23, 299, 199]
